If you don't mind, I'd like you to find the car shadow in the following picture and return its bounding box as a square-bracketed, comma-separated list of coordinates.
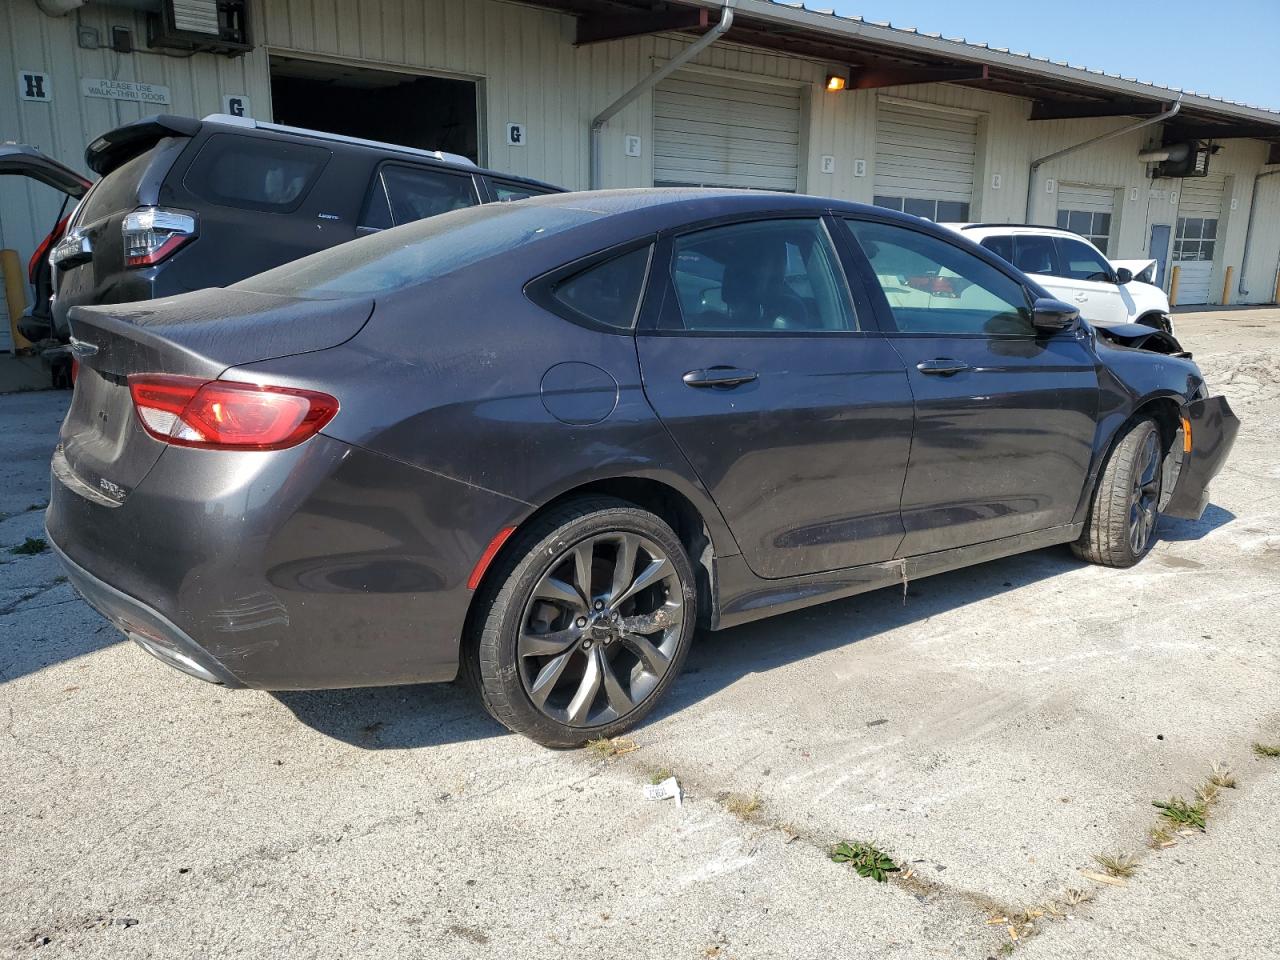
[277, 544, 1088, 749]
[1156, 503, 1236, 541]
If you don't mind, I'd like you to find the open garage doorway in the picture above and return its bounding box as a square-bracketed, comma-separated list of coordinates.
[269, 55, 480, 163]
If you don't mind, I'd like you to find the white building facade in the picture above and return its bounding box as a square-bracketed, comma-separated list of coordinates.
[4, 0, 1279, 351]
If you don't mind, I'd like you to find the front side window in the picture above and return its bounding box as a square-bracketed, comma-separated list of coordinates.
[551, 246, 652, 329]
[380, 165, 477, 225]
[1054, 238, 1114, 282]
[491, 180, 555, 202]
[184, 134, 329, 213]
[664, 219, 856, 333]
[874, 195, 970, 223]
[843, 219, 1033, 336]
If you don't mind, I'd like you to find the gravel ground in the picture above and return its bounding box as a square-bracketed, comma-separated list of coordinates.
[2, 308, 1278, 959]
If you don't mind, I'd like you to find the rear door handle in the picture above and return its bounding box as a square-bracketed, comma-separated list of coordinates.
[915, 358, 970, 376]
[1073, 292, 1089, 302]
[682, 366, 758, 388]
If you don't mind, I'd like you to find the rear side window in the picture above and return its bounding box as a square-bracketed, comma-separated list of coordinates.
[550, 246, 652, 329]
[380, 165, 478, 225]
[490, 179, 556, 202]
[233, 202, 602, 300]
[183, 134, 329, 213]
[979, 235, 1013, 263]
[1012, 234, 1061, 276]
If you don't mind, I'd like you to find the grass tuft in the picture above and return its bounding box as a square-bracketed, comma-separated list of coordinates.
[585, 737, 638, 760]
[1152, 796, 1207, 830]
[830, 841, 899, 882]
[1252, 742, 1280, 759]
[8, 537, 48, 556]
[1147, 824, 1178, 849]
[723, 793, 763, 820]
[1208, 762, 1237, 789]
[1092, 851, 1138, 878]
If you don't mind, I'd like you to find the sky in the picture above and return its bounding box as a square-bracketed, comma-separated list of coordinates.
[825, 0, 1280, 112]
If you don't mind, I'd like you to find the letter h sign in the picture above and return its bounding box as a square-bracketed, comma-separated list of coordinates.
[19, 71, 51, 102]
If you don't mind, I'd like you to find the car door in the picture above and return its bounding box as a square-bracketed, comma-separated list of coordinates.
[1050, 236, 1128, 326]
[636, 215, 915, 579]
[841, 217, 1099, 555]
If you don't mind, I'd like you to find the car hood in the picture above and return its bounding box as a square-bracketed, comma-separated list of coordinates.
[0, 144, 91, 198]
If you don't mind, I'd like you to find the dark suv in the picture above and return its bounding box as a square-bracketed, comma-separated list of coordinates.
[45, 113, 562, 341]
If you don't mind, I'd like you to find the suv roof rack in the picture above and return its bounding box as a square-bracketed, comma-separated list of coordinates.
[201, 113, 478, 168]
[958, 222, 1073, 232]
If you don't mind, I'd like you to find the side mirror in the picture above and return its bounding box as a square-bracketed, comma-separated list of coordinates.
[1032, 297, 1080, 332]
[1115, 267, 1133, 285]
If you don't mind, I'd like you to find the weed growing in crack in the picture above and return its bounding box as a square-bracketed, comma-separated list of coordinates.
[1092, 852, 1138, 878]
[830, 841, 899, 882]
[1153, 796, 1207, 830]
[1253, 742, 1280, 758]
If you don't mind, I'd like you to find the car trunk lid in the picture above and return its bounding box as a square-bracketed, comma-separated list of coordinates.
[59, 290, 372, 503]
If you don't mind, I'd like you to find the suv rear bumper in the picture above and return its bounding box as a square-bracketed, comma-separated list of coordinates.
[1164, 396, 1240, 520]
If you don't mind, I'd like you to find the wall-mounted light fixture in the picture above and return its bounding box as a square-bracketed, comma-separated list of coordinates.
[825, 73, 848, 92]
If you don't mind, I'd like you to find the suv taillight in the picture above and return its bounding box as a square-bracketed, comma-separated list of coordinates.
[123, 207, 196, 267]
[128, 375, 339, 451]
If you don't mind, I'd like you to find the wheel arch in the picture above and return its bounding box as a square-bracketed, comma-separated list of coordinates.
[1075, 392, 1183, 526]
[465, 476, 727, 636]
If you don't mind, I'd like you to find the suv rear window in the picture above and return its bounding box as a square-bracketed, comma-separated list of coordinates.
[75, 148, 154, 225]
[234, 202, 601, 300]
[184, 134, 329, 213]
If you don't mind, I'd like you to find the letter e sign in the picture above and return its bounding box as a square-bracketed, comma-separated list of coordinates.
[19, 71, 51, 103]
[506, 123, 526, 147]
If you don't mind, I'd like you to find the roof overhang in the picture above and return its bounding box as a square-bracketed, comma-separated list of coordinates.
[522, 0, 1280, 152]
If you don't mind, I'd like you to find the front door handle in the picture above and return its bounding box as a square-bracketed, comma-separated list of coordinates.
[682, 366, 759, 388]
[1073, 292, 1089, 302]
[915, 358, 970, 376]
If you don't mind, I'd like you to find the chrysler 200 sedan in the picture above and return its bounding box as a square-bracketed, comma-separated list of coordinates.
[47, 190, 1239, 747]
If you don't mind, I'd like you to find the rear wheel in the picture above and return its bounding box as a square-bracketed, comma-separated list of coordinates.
[464, 498, 696, 747]
[1073, 418, 1164, 568]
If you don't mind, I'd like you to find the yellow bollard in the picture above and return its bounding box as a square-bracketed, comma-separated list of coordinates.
[1, 249, 34, 353]
[1168, 265, 1181, 308]
[1221, 265, 1234, 306]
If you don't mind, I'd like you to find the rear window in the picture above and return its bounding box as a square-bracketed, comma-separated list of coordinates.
[75, 149, 153, 225]
[184, 134, 329, 213]
[233, 202, 601, 300]
[551, 246, 652, 329]
[490, 179, 557, 202]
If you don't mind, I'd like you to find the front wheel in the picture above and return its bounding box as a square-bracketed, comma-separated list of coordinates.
[464, 498, 697, 748]
[1073, 418, 1164, 568]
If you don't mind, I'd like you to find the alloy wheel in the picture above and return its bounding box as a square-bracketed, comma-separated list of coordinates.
[1129, 430, 1161, 554]
[517, 532, 685, 728]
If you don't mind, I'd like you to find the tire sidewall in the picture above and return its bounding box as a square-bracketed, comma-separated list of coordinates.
[480, 505, 697, 747]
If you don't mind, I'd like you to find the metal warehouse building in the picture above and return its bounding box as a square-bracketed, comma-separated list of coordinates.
[4, 0, 1280, 350]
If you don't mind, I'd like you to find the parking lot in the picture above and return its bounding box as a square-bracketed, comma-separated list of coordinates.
[2, 308, 1278, 959]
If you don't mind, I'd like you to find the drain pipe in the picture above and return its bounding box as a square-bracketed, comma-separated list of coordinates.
[1025, 97, 1182, 222]
[1237, 167, 1280, 299]
[589, 2, 735, 190]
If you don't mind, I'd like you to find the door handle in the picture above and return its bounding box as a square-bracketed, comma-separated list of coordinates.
[1073, 292, 1089, 302]
[915, 358, 970, 376]
[682, 366, 758, 388]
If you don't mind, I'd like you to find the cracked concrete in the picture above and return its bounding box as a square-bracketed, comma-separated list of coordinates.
[2, 309, 1278, 958]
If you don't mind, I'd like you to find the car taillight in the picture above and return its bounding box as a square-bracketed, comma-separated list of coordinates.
[127, 375, 338, 451]
[122, 207, 196, 267]
[29, 214, 71, 283]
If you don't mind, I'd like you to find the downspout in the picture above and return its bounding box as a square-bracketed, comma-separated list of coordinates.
[1025, 97, 1183, 222]
[589, 2, 735, 190]
[1237, 167, 1280, 299]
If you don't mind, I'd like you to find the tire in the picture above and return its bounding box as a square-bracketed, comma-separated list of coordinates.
[463, 497, 697, 748]
[1072, 418, 1164, 568]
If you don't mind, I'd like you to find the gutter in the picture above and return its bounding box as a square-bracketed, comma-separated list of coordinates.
[1238, 167, 1280, 298]
[589, 2, 735, 190]
[1025, 97, 1182, 221]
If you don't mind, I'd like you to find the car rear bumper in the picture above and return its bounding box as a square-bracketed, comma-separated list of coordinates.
[47, 434, 526, 689]
[49, 535, 244, 687]
[1164, 395, 1240, 521]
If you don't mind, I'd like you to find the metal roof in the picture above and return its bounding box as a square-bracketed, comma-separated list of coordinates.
[527, 0, 1280, 146]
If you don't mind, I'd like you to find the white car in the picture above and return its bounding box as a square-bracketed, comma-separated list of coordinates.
[944, 224, 1174, 335]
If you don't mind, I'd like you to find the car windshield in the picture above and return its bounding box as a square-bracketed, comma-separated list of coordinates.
[232, 202, 598, 300]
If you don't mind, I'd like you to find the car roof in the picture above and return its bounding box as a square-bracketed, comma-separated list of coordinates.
[944, 222, 1088, 238]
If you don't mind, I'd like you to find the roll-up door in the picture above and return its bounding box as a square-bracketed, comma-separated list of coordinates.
[1173, 175, 1226, 304]
[1056, 184, 1116, 253]
[874, 101, 978, 221]
[653, 73, 801, 192]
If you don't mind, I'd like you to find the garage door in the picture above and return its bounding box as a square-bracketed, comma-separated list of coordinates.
[653, 73, 800, 191]
[1173, 175, 1226, 304]
[874, 101, 977, 221]
[1056, 184, 1116, 253]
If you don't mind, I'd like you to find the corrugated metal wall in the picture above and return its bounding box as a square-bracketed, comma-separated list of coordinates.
[3, 0, 1279, 344]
